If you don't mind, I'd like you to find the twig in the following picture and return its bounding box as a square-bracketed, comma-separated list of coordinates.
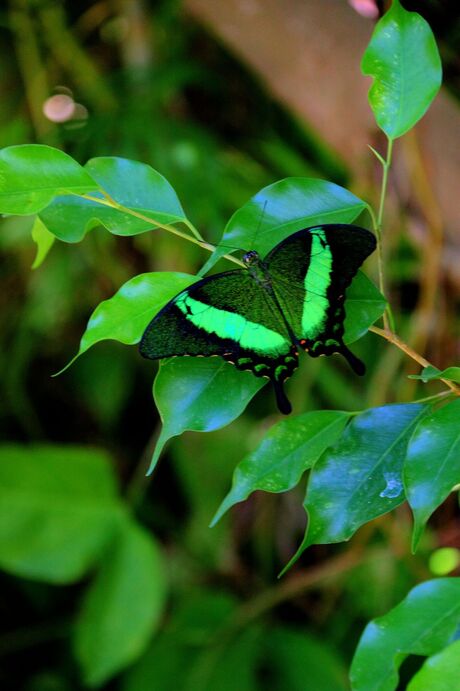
[205, 548, 364, 654]
[369, 325, 460, 395]
[371, 137, 395, 332]
[77, 192, 245, 267]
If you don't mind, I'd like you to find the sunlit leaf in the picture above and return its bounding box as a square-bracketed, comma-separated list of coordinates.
[0, 144, 98, 214]
[407, 639, 460, 691]
[31, 216, 55, 269]
[211, 410, 350, 526]
[150, 358, 264, 474]
[404, 398, 460, 550]
[283, 404, 428, 571]
[350, 578, 460, 691]
[408, 365, 460, 384]
[0, 445, 121, 583]
[361, 0, 442, 139]
[74, 519, 166, 687]
[58, 272, 196, 373]
[39, 156, 188, 242]
[217, 177, 368, 258]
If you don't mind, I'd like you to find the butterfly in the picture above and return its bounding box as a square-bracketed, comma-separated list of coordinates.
[140, 224, 376, 414]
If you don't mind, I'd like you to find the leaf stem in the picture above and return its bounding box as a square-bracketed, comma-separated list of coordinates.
[77, 192, 245, 267]
[370, 136, 395, 332]
[377, 137, 393, 229]
[369, 325, 460, 396]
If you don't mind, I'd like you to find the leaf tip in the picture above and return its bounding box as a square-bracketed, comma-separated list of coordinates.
[51, 353, 80, 377]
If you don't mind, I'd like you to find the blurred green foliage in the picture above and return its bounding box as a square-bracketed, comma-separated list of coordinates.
[0, 1, 459, 690]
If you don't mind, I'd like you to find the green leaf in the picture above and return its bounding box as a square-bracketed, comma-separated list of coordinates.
[39, 156, 187, 242]
[217, 177, 368, 258]
[122, 591, 237, 691]
[0, 445, 121, 583]
[211, 410, 350, 526]
[31, 216, 55, 269]
[0, 144, 98, 214]
[284, 404, 428, 571]
[268, 627, 348, 691]
[404, 399, 460, 551]
[149, 358, 265, 474]
[350, 578, 460, 691]
[59, 272, 196, 373]
[408, 365, 460, 384]
[74, 518, 166, 687]
[361, 0, 442, 139]
[343, 271, 386, 344]
[185, 627, 262, 691]
[407, 639, 460, 691]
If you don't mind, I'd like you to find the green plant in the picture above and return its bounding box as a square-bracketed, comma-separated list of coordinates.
[0, 1, 458, 688]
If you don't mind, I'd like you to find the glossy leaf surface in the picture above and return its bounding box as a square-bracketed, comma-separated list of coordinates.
[212, 410, 350, 526]
[0, 445, 121, 583]
[61, 272, 196, 371]
[288, 404, 428, 567]
[350, 578, 460, 691]
[0, 145, 98, 214]
[405, 399, 460, 550]
[150, 358, 265, 473]
[74, 519, 166, 687]
[361, 0, 442, 138]
[217, 177, 368, 258]
[407, 639, 460, 691]
[39, 156, 187, 242]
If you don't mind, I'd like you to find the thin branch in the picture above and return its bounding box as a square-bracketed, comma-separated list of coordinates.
[77, 193, 245, 267]
[214, 549, 364, 645]
[369, 325, 460, 395]
[372, 136, 394, 332]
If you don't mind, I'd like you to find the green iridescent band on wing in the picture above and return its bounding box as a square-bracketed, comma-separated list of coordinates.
[175, 293, 290, 356]
[301, 228, 332, 340]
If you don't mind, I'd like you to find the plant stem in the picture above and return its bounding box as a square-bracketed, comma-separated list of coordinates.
[377, 137, 393, 229]
[78, 192, 245, 267]
[371, 136, 395, 332]
[369, 325, 460, 396]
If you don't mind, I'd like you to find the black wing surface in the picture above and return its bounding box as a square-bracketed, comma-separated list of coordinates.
[264, 224, 376, 374]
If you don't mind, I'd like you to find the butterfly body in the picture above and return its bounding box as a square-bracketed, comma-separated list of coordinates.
[140, 224, 376, 414]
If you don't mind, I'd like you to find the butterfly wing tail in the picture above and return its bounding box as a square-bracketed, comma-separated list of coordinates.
[340, 344, 366, 376]
[272, 378, 292, 415]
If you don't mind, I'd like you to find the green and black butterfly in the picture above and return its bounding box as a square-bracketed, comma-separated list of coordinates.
[140, 224, 376, 414]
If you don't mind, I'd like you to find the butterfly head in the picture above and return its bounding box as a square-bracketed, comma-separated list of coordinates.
[242, 250, 260, 267]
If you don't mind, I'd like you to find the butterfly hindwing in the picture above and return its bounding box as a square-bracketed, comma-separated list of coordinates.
[265, 224, 376, 373]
